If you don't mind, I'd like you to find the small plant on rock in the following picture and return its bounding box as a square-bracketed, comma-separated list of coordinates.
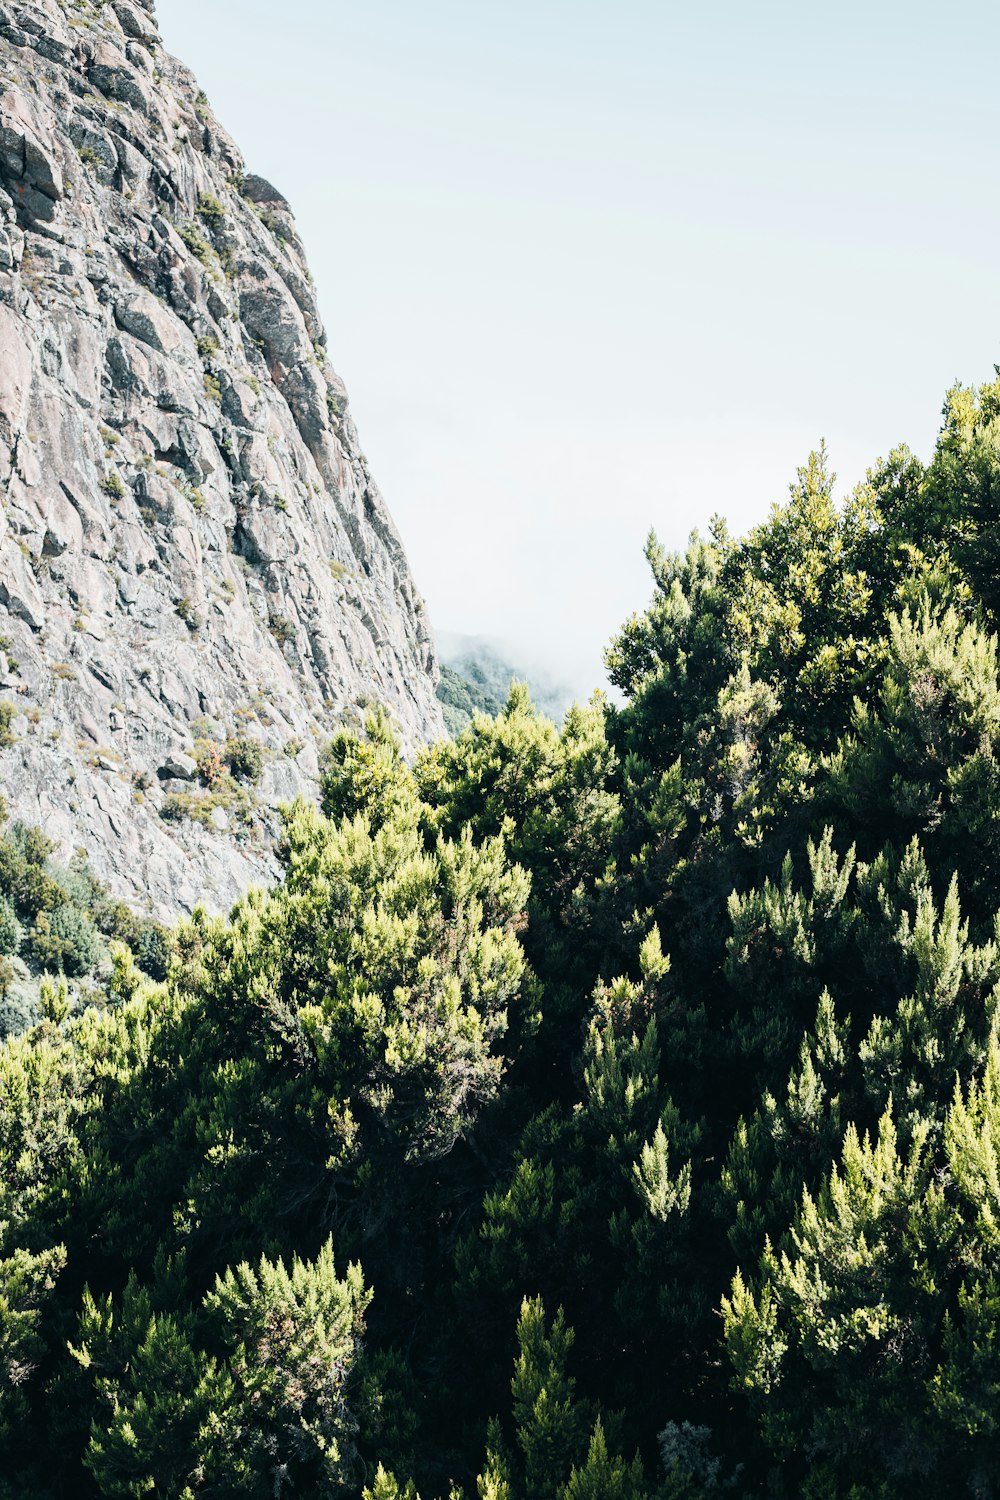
[179, 221, 213, 267]
[175, 597, 202, 632]
[100, 471, 126, 500]
[197, 193, 225, 223]
[225, 736, 264, 785]
[194, 739, 226, 789]
[268, 614, 296, 647]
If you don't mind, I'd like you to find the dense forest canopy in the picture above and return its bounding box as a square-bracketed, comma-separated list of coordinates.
[8, 378, 1000, 1496]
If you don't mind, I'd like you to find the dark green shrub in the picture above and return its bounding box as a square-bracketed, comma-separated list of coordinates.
[132, 921, 174, 982]
[0, 892, 22, 956]
[91, 897, 139, 944]
[9, 823, 55, 865]
[225, 736, 264, 785]
[0, 825, 64, 919]
[31, 905, 103, 977]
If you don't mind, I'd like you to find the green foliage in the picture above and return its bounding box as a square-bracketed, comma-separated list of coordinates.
[0, 894, 21, 957]
[561, 1422, 646, 1500]
[224, 735, 264, 788]
[99, 470, 126, 500]
[208, 1241, 368, 1489]
[0, 827, 118, 1027]
[364, 1466, 422, 1500]
[825, 600, 1000, 904]
[436, 662, 505, 736]
[511, 1298, 589, 1499]
[323, 707, 418, 830]
[175, 594, 202, 630]
[179, 219, 214, 266]
[75, 1240, 369, 1497]
[31, 904, 103, 977]
[721, 1049, 1000, 1492]
[129, 921, 174, 982]
[196, 191, 225, 222]
[12, 375, 1000, 1493]
[416, 685, 618, 1055]
[0, 1238, 66, 1446]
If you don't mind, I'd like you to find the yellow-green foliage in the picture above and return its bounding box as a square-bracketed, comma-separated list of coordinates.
[15, 376, 1000, 1495]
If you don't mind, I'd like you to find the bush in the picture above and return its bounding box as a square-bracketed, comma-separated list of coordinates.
[31, 905, 103, 977]
[179, 221, 213, 266]
[0, 968, 39, 1040]
[101, 471, 126, 500]
[0, 826, 63, 920]
[91, 897, 139, 944]
[225, 736, 264, 785]
[0, 893, 22, 957]
[176, 597, 203, 632]
[197, 192, 225, 223]
[195, 739, 226, 788]
[8, 824, 54, 866]
[49, 854, 97, 911]
[132, 922, 174, 983]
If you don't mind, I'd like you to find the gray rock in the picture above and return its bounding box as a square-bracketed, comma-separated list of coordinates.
[0, 0, 443, 921]
[111, 0, 159, 45]
[161, 752, 198, 781]
[114, 292, 185, 355]
[242, 175, 287, 206]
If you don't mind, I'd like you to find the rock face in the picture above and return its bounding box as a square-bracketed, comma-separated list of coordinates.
[0, 0, 442, 917]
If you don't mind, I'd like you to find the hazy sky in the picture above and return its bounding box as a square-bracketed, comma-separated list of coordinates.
[158, 0, 1000, 695]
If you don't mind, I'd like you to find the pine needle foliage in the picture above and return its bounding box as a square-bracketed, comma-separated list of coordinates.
[11, 377, 1000, 1495]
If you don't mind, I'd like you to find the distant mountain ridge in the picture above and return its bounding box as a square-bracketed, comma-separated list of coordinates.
[0, 0, 441, 916]
[436, 633, 578, 733]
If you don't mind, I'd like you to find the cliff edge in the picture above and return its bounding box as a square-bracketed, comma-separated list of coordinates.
[0, 0, 443, 915]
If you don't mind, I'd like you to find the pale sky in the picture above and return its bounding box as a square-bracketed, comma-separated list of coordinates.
[158, 0, 1000, 696]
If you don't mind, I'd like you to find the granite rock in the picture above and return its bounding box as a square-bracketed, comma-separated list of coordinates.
[0, 0, 443, 918]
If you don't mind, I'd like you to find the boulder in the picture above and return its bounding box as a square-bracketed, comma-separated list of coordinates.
[160, 751, 197, 780]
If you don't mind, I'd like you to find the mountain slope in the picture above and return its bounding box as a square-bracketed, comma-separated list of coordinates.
[0, 0, 442, 915]
[437, 632, 579, 727]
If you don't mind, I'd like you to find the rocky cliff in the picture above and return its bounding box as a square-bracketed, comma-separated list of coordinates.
[0, 0, 443, 917]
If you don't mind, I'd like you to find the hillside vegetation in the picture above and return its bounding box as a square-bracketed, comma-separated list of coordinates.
[8, 378, 1000, 1497]
[437, 637, 576, 731]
